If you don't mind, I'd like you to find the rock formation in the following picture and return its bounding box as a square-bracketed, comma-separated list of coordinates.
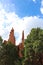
[4, 27, 24, 57]
[18, 31, 24, 57]
[8, 28, 16, 45]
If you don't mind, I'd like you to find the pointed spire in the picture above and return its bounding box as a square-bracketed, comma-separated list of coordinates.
[22, 30, 24, 40]
[11, 27, 14, 32]
[8, 27, 16, 45]
[22, 30, 24, 48]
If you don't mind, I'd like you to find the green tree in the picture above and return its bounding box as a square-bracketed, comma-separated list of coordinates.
[24, 28, 43, 65]
[0, 36, 3, 45]
[0, 42, 20, 65]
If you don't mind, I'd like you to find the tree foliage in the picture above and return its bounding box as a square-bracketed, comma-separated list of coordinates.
[0, 28, 43, 65]
[0, 43, 20, 65]
[24, 28, 43, 65]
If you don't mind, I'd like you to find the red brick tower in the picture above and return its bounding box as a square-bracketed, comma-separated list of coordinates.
[8, 28, 16, 45]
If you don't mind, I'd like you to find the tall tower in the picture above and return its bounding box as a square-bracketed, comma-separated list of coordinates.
[8, 28, 16, 45]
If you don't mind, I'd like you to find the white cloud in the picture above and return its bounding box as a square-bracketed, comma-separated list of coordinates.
[40, 0, 43, 14]
[32, 0, 36, 2]
[40, 7, 43, 14]
[41, 0, 43, 6]
[0, 2, 43, 45]
[0, 8, 27, 45]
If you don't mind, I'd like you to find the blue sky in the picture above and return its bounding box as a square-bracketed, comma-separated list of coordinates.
[0, 0, 43, 45]
[0, 0, 42, 17]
